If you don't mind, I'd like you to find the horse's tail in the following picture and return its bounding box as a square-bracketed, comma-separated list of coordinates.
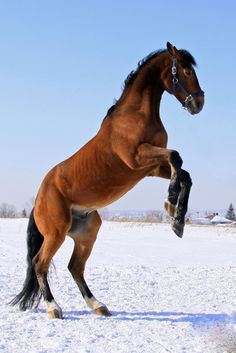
[10, 209, 44, 310]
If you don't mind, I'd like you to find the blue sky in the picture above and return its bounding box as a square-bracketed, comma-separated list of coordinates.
[0, 0, 235, 212]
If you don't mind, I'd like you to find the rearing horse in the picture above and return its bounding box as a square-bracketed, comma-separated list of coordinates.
[11, 42, 204, 319]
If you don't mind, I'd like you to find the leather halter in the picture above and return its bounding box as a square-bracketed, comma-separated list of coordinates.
[171, 57, 204, 108]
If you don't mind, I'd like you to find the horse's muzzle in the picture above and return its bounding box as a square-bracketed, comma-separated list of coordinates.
[185, 94, 204, 115]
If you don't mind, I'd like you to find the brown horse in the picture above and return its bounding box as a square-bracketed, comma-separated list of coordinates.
[11, 42, 204, 319]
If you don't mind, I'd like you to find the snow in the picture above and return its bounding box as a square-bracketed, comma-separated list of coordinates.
[1, 218, 236, 353]
[191, 217, 212, 225]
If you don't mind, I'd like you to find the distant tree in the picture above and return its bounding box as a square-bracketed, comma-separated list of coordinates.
[145, 210, 163, 222]
[21, 209, 27, 218]
[0, 203, 17, 218]
[226, 203, 236, 221]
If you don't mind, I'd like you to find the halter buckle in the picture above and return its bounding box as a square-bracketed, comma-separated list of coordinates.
[183, 94, 193, 109]
[172, 66, 177, 75]
[184, 94, 193, 103]
[172, 57, 177, 75]
[172, 77, 178, 84]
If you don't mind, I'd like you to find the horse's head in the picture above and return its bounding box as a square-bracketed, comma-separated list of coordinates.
[162, 42, 204, 115]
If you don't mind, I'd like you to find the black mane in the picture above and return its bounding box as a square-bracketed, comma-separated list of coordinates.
[124, 49, 166, 88]
[105, 48, 196, 117]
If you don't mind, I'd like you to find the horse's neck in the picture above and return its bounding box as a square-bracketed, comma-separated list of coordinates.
[119, 56, 165, 121]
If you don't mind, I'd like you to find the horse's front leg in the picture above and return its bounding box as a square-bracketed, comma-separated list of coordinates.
[135, 143, 192, 237]
[172, 169, 192, 236]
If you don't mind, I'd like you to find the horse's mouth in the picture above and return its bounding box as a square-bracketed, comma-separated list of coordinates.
[185, 96, 204, 115]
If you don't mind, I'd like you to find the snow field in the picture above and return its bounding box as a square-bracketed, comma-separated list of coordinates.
[0, 219, 236, 353]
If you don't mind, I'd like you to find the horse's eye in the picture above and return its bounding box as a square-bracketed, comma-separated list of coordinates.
[183, 68, 193, 77]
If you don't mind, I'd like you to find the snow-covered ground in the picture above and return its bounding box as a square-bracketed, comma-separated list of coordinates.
[1, 219, 236, 353]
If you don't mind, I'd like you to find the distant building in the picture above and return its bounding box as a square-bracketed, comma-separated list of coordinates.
[190, 212, 233, 225]
[205, 212, 218, 220]
[210, 215, 232, 225]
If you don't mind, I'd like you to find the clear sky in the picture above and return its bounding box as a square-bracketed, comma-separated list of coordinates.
[0, 0, 235, 212]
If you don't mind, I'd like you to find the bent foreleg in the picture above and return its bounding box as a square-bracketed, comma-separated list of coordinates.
[135, 143, 192, 237]
[171, 169, 192, 237]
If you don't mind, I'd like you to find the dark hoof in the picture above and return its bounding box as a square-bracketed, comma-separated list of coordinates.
[48, 309, 63, 319]
[95, 306, 112, 317]
[171, 220, 184, 238]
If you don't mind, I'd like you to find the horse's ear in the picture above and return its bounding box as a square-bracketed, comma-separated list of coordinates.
[166, 42, 179, 57]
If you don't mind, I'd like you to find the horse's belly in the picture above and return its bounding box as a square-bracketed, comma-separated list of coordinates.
[72, 179, 140, 211]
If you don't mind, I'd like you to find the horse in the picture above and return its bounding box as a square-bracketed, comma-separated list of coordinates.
[11, 42, 204, 319]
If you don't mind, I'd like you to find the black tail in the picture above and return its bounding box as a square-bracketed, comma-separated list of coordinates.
[10, 209, 44, 310]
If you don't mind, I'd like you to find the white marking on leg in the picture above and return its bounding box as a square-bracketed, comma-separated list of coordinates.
[164, 198, 177, 217]
[44, 299, 61, 312]
[85, 296, 105, 310]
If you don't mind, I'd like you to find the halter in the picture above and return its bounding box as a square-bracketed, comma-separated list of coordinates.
[171, 57, 204, 109]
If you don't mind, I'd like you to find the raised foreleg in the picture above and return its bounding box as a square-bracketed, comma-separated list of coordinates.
[135, 143, 192, 237]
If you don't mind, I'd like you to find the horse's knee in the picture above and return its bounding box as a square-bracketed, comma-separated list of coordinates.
[169, 150, 183, 169]
[33, 233, 66, 277]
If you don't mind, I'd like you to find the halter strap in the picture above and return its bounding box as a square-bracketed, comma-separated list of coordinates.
[171, 57, 204, 108]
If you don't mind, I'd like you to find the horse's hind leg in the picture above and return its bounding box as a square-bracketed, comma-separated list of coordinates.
[68, 210, 111, 317]
[33, 236, 65, 319]
[33, 199, 71, 319]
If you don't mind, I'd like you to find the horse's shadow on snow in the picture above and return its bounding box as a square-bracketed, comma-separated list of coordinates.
[111, 311, 236, 327]
[64, 310, 236, 327]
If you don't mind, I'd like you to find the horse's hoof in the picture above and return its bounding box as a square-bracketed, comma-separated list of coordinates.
[171, 220, 184, 238]
[164, 199, 176, 217]
[95, 306, 112, 317]
[47, 309, 63, 319]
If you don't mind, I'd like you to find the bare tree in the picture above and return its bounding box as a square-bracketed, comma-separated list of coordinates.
[145, 210, 163, 222]
[0, 203, 17, 218]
